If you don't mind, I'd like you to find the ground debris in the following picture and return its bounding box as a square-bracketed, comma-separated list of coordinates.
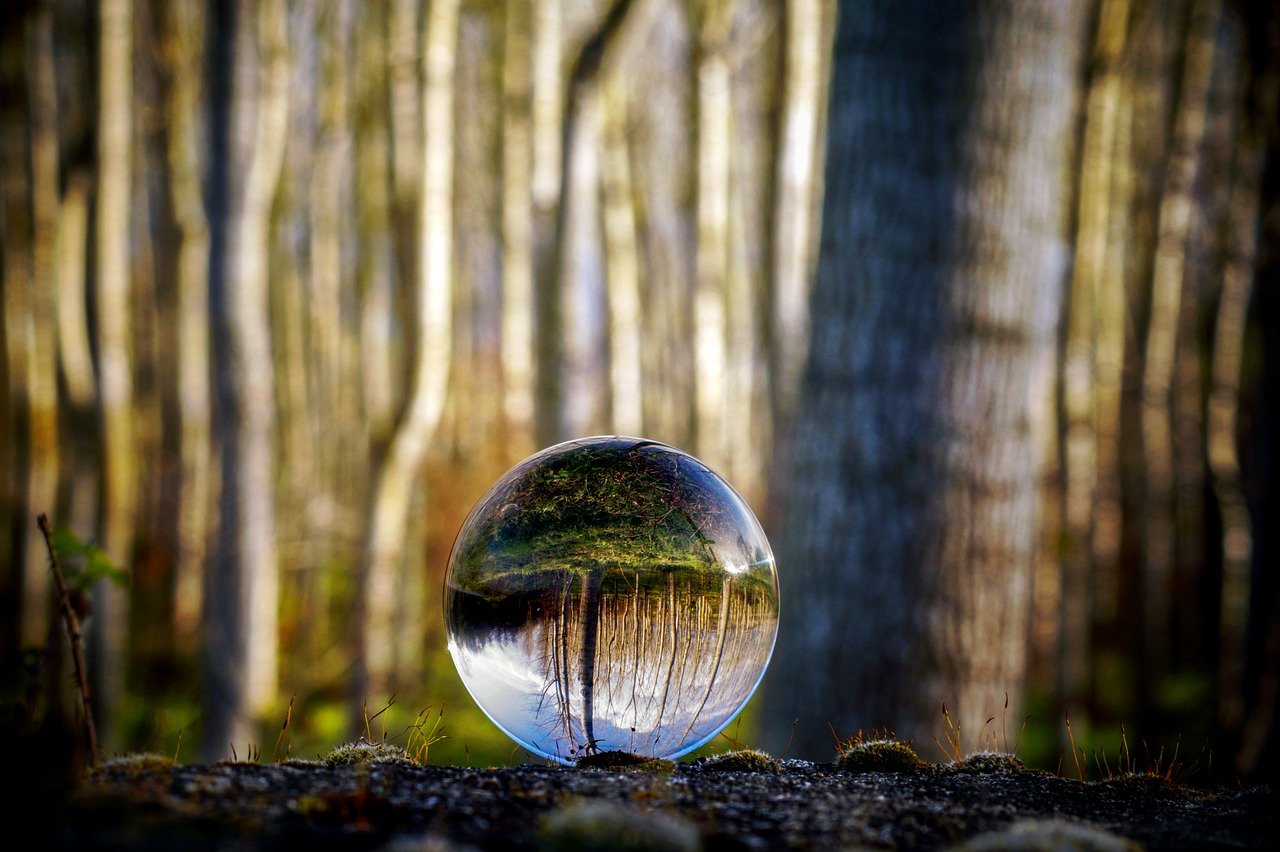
[60, 759, 1278, 850]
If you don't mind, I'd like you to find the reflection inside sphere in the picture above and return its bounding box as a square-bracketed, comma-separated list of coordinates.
[444, 436, 779, 763]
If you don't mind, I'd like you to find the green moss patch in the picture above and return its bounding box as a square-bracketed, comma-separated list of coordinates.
[950, 752, 1026, 774]
[322, 740, 415, 767]
[835, 738, 926, 773]
[697, 749, 780, 773]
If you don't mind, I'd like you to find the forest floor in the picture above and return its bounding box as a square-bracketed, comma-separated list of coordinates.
[39, 750, 1279, 850]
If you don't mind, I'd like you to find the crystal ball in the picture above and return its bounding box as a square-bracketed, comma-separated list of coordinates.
[444, 436, 779, 763]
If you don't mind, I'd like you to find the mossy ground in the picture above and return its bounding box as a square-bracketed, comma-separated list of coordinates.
[53, 752, 1277, 850]
[835, 737, 927, 773]
[572, 749, 675, 773]
[696, 748, 780, 773]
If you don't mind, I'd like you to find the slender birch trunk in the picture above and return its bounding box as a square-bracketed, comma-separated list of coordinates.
[206, 0, 289, 756]
[22, 3, 60, 648]
[602, 77, 643, 436]
[357, 0, 459, 703]
[1139, 0, 1218, 677]
[162, 0, 212, 640]
[692, 0, 731, 471]
[770, 0, 831, 424]
[532, 0, 564, 448]
[93, 0, 135, 750]
[502, 0, 537, 456]
[1057, 0, 1130, 736]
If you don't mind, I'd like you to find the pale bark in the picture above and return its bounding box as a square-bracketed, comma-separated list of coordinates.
[693, 0, 731, 471]
[763, 0, 1085, 756]
[770, 0, 832, 423]
[56, 174, 96, 410]
[532, 0, 564, 446]
[358, 0, 459, 701]
[1139, 0, 1218, 674]
[93, 0, 135, 750]
[632, 0, 696, 447]
[162, 0, 213, 640]
[560, 93, 609, 437]
[21, 3, 59, 648]
[1057, 0, 1131, 734]
[309, 0, 357, 564]
[502, 0, 537, 455]
[207, 0, 289, 756]
[356, 1, 397, 445]
[602, 77, 643, 436]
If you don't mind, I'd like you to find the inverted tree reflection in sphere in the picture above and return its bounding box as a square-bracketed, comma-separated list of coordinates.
[445, 436, 780, 763]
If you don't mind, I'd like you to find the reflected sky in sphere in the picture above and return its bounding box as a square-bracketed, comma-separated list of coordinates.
[444, 436, 779, 763]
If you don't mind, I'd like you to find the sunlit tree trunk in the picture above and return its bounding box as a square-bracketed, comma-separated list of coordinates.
[357, 0, 459, 704]
[355, 3, 397, 451]
[632, 0, 696, 448]
[692, 0, 731, 471]
[770, 0, 833, 425]
[206, 0, 289, 757]
[387, 0, 422, 410]
[1057, 0, 1131, 737]
[763, 0, 1085, 757]
[532, 0, 564, 447]
[20, 3, 60, 649]
[56, 174, 96, 411]
[1139, 0, 1218, 682]
[92, 0, 135, 750]
[601, 77, 643, 437]
[309, 0, 358, 569]
[162, 0, 213, 642]
[502, 0, 537, 457]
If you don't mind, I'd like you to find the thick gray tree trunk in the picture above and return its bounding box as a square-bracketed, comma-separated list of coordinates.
[762, 0, 1085, 758]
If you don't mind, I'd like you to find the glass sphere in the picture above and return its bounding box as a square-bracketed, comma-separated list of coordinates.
[445, 436, 779, 763]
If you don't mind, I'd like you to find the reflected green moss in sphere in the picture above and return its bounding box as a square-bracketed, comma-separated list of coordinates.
[444, 436, 779, 763]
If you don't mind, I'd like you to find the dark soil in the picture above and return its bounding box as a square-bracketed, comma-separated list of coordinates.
[49, 756, 1278, 850]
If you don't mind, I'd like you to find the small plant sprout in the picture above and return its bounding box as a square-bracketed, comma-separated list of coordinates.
[405, 704, 448, 764]
[273, 695, 295, 763]
[37, 513, 102, 765]
[363, 693, 397, 742]
[935, 703, 964, 763]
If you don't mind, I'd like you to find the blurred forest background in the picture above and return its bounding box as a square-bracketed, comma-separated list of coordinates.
[1, 0, 1278, 782]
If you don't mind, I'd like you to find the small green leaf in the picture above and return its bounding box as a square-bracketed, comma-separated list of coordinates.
[51, 527, 128, 589]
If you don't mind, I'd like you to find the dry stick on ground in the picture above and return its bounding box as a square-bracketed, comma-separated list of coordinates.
[36, 513, 100, 764]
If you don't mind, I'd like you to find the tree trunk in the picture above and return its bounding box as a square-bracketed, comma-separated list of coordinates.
[501, 0, 537, 458]
[769, 0, 833, 427]
[206, 0, 289, 758]
[762, 0, 1085, 757]
[93, 0, 135, 751]
[22, 2, 60, 649]
[162, 0, 213, 643]
[356, 0, 459, 705]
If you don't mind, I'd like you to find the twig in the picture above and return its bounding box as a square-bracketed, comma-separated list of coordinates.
[37, 513, 100, 764]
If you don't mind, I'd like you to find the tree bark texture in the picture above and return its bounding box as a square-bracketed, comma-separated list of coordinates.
[762, 0, 1085, 758]
[92, 0, 135, 752]
[206, 0, 289, 757]
[356, 0, 459, 704]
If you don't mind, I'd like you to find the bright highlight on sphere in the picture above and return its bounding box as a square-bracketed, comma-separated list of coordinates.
[444, 436, 780, 763]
